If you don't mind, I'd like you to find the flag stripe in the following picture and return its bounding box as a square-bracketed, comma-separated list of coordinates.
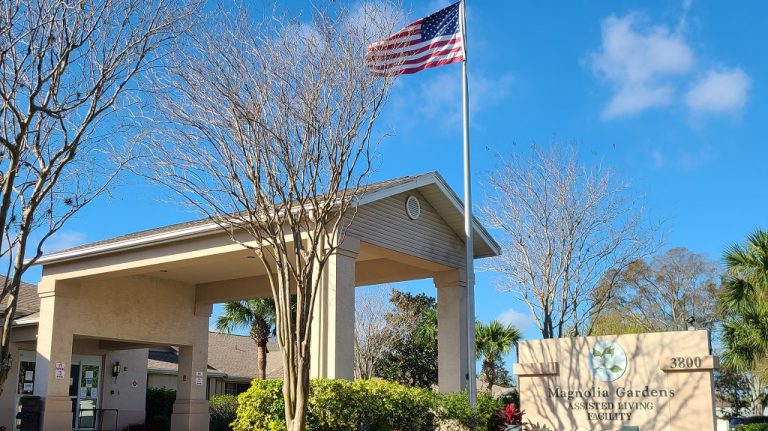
[369, 43, 464, 71]
[367, 30, 423, 52]
[366, 1, 464, 76]
[367, 33, 461, 60]
[373, 53, 465, 76]
[375, 22, 422, 43]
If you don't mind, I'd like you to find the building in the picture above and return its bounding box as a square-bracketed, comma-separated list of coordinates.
[0, 172, 500, 431]
[147, 333, 283, 397]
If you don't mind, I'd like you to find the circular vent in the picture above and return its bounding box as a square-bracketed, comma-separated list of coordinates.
[405, 195, 421, 220]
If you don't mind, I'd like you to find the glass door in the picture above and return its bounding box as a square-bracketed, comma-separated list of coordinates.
[15, 350, 37, 430]
[69, 356, 102, 430]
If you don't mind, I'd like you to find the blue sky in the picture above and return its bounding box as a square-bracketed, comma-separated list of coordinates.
[23, 1, 768, 372]
[368, 0, 767, 339]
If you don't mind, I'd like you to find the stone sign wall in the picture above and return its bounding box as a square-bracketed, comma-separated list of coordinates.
[513, 330, 717, 431]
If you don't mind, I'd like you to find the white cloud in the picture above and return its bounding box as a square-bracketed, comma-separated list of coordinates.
[592, 14, 694, 118]
[685, 68, 750, 114]
[590, 6, 751, 120]
[44, 231, 87, 253]
[604, 84, 674, 118]
[496, 308, 535, 332]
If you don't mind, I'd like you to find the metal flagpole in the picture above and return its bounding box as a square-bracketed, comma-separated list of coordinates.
[459, 0, 477, 408]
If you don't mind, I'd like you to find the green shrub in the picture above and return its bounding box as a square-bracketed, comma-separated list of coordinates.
[351, 379, 436, 431]
[436, 391, 504, 431]
[741, 424, 768, 431]
[210, 394, 239, 431]
[146, 387, 176, 422]
[233, 379, 286, 431]
[309, 379, 365, 431]
[233, 379, 436, 431]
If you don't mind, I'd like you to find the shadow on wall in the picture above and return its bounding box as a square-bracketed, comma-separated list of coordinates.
[515, 330, 716, 431]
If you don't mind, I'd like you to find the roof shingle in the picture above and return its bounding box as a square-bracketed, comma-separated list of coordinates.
[147, 332, 283, 380]
[0, 277, 39, 319]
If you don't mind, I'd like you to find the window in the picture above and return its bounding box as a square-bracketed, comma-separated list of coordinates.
[224, 382, 250, 395]
[17, 358, 35, 395]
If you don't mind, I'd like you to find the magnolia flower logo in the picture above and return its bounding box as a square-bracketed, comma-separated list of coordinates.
[589, 340, 628, 382]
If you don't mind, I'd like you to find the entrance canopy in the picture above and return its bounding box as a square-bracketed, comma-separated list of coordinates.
[32, 172, 500, 431]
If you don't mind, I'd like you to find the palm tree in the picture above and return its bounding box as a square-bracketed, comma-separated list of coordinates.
[475, 320, 522, 393]
[216, 299, 276, 380]
[721, 230, 768, 371]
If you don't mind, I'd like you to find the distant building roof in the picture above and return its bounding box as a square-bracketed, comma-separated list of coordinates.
[147, 332, 283, 381]
[0, 276, 40, 319]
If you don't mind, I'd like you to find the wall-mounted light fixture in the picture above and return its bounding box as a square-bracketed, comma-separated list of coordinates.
[112, 361, 121, 382]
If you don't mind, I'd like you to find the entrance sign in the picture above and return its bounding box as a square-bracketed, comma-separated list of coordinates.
[514, 330, 718, 431]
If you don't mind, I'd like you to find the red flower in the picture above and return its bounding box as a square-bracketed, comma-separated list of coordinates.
[495, 402, 524, 428]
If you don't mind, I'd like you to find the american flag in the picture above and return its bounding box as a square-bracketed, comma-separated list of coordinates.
[367, 2, 465, 76]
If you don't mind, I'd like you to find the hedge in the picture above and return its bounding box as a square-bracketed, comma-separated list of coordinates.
[232, 379, 518, 431]
[145, 387, 176, 427]
[233, 379, 436, 431]
[210, 394, 239, 431]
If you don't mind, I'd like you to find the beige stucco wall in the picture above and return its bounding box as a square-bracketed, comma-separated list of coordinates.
[32, 275, 210, 431]
[515, 330, 717, 431]
[52, 276, 201, 345]
[102, 349, 149, 429]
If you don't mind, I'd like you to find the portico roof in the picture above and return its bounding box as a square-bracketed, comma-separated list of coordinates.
[36, 172, 500, 266]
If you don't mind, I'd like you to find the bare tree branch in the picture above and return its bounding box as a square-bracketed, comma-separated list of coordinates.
[481, 144, 661, 338]
[354, 286, 396, 380]
[0, 0, 196, 394]
[140, 3, 400, 430]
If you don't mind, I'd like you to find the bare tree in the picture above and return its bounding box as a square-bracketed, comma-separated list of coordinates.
[354, 287, 394, 380]
[142, 4, 399, 430]
[0, 0, 193, 393]
[606, 247, 720, 332]
[482, 145, 659, 338]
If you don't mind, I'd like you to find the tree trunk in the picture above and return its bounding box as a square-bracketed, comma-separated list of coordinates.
[257, 342, 268, 380]
[284, 347, 311, 431]
[484, 358, 495, 394]
[750, 375, 764, 415]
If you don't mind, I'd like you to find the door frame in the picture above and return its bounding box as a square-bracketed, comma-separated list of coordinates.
[15, 350, 37, 430]
[70, 355, 103, 431]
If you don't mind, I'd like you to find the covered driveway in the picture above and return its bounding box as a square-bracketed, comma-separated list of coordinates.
[31, 172, 500, 431]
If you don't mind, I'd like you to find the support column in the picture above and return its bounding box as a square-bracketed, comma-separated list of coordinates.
[170, 304, 211, 431]
[434, 270, 469, 393]
[310, 237, 359, 380]
[35, 279, 77, 431]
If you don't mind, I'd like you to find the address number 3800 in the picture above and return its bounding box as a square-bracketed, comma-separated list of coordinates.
[670, 357, 703, 369]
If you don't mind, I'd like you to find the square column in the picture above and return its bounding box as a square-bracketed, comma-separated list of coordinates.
[434, 270, 469, 393]
[310, 237, 359, 380]
[170, 304, 211, 431]
[35, 279, 77, 431]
